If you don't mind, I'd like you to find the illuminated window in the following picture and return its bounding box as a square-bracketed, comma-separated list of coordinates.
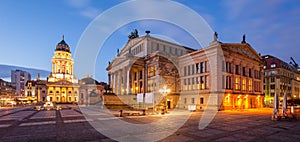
[235, 77, 240, 90]
[200, 76, 205, 90]
[249, 79, 253, 91]
[242, 78, 246, 91]
[271, 64, 276, 68]
[134, 72, 137, 80]
[271, 77, 275, 82]
[148, 66, 156, 77]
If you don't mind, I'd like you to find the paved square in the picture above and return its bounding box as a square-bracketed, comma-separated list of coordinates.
[0, 105, 299, 142]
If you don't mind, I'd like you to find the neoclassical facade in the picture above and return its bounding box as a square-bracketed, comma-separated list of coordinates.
[179, 35, 264, 110]
[107, 33, 195, 109]
[107, 32, 264, 111]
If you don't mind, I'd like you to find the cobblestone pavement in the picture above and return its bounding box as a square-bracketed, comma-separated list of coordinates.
[0, 105, 299, 142]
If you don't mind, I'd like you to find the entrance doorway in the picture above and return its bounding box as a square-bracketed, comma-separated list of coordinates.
[62, 96, 66, 103]
[167, 100, 171, 109]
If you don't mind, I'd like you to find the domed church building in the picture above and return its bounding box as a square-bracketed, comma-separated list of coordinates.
[46, 36, 79, 103]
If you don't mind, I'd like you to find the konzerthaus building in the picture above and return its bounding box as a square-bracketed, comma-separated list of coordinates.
[107, 31, 264, 111]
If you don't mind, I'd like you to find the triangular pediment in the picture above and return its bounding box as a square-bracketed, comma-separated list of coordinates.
[221, 43, 262, 62]
[119, 37, 145, 56]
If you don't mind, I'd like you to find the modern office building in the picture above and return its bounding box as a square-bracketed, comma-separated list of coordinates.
[11, 69, 31, 96]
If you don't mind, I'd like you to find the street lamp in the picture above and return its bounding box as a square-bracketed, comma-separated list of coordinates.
[159, 86, 170, 114]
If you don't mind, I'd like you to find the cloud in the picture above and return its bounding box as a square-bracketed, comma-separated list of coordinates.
[80, 7, 102, 19]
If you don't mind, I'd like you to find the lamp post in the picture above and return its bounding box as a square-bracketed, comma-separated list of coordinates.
[159, 86, 170, 114]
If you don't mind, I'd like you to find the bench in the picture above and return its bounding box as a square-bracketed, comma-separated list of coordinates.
[120, 110, 142, 117]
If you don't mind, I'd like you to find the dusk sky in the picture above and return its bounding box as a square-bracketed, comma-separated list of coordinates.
[0, 0, 299, 82]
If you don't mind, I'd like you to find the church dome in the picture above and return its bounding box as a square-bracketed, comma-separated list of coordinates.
[55, 35, 71, 53]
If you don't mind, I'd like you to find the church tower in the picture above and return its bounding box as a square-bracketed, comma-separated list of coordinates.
[46, 36, 79, 103]
[48, 35, 77, 83]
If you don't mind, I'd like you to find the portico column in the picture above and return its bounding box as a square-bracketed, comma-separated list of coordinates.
[117, 70, 121, 95]
[123, 68, 127, 95]
[126, 67, 131, 95]
[113, 73, 116, 94]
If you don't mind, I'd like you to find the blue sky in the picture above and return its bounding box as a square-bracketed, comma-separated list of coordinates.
[0, 0, 299, 82]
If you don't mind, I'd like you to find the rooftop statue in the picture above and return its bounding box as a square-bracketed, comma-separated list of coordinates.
[128, 29, 139, 39]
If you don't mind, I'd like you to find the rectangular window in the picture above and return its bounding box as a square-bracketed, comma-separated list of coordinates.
[242, 78, 246, 91]
[235, 65, 240, 74]
[226, 76, 231, 89]
[270, 84, 275, 89]
[249, 69, 252, 77]
[200, 62, 205, 73]
[200, 76, 205, 89]
[184, 98, 187, 104]
[270, 93, 275, 97]
[200, 98, 204, 104]
[196, 77, 200, 89]
[271, 77, 275, 82]
[134, 72, 137, 81]
[188, 65, 190, 76]
[191, 98, 195, 104]
[226, 62, 231, 73]
[191, 64, 195, 75]
[235, 77, 240, 90]
[249, 79, 252, 91]
[148, 66, 156, 77]
[196, 63, 200, 74]
[205, 76, 208, 89]
[242, 67, 246, 76]
[184, 66, 187, 76]
[139, 70, 143, 79]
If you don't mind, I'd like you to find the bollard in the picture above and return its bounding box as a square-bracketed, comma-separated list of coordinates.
[161, 109, 165, 115]
[119, 110, 123, 117]
[142, 109, 146, 115]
